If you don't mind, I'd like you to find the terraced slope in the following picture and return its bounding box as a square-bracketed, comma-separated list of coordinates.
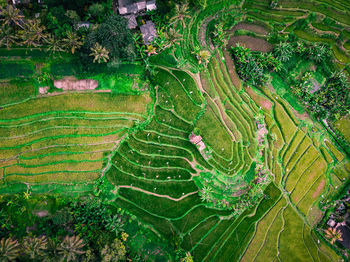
[105, 46, 344, 260]
[0, 93, 151, 193]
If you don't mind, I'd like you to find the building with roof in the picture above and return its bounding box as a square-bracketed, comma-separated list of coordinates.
[118, 0, 150, 15]
[140, 20, 157, 45]
[117, 0, 157, 42]
[125, 14, 137, 29]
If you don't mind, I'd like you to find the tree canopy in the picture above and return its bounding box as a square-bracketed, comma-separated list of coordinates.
[81, 15, 136, 67]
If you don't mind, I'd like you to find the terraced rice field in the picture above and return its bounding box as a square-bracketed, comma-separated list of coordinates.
[0, 93, 151, 193]
[104, 49, 345, 260]
[1, 0, 349, 260]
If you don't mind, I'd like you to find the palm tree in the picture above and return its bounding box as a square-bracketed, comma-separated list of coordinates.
[23, 236, 48, 260]
[0, 25, 18, 48]
[164, 28, 182, 50]
[309, 44, 329, 63]
[89, 42, 110, 63]
[194, 49, 211, 66]
[200, 186, 213, 202]
[170, 3, 191, 29]
[46, 34, 64, 54]
[324, 227, 343, 245]
[62, 31, 82, 54]
[57, 235, 85, 262]
[0, 5, 24, 29]
[19, 19, 47, 48]
[0, 238, 20, 262]
[43, 238, 59, 262]
[274, 41, 293, 62]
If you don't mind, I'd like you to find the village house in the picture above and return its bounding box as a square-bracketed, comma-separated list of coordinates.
[140, 20, 157, 44]
[117, 0, 157, 43]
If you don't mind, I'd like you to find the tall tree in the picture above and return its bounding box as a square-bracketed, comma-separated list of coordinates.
[170, 3, 191, 28]
[82, 15, 135, 63]
[0, 238, 20, 261]
[63, 31, 82, 54]
[164, 28, 182, 50]
[0, 25, 18, 48]
[23, 236, 48, 260]
[0, 5, 24, 29]
[46, 34, 64, 54]
[89, 42, 110, 63]
[324, 227, 343, 245]
[19, 19, 47, 48]
[57, 235, 85, 262]
[273, 41, 293, 62]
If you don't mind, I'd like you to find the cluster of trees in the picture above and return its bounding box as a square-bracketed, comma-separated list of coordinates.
[198, 171, 266, 216]
[0, 188, 193, 261]
[0, 194, 130, 261]
[292, 71, 349, 120]
[0, 3, 136, 71]
[231, 43, 282, 86]
[0, 235, 90, 261]
[231, 38, 349, 120]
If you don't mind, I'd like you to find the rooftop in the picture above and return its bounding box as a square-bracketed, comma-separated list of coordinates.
[140, 20, 157, 45]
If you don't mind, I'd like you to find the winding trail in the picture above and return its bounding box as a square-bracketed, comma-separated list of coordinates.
[117, 185, 199, 201]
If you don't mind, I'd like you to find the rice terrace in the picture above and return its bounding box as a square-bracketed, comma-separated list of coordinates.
[0, 0, 349, 261]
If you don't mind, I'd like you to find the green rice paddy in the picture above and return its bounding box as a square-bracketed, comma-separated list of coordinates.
[0, 0, 349, 261]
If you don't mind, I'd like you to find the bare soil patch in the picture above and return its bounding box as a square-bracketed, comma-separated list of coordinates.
[227, 35, 273, 52]
[54, 76, 98, 91]
[230, 22, 269, 35]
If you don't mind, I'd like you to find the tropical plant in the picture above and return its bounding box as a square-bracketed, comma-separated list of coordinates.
[65, 10, 80, 24]
[23, 236, 48, 260]
[63, 31, 82, 54]
[57, 235, 85, 262]
[308, 43, 330, 63]
[83, 15, 135, 63]
[200, 186, 213, 202]
[100, 238, 126, 262]
[181, 252, 194, 262]
[324, 227, 343, 244]
[90, 42, 110, 63]
[193, 48, 211, 66]
[164, 27, 182, 50]
[0, 5, 24, 29]
[104, 214, 125, 236]
[19, 19, 47, 48]
[145, 45, 157, 56]
[0, 25, 17, 48]
[0, 238, 20, 262]
[88, 3, 104, 21]
[46, 34, 64, 54]
[43, 238, 59, 262]
[170, 3, 191, 28]
[273, 41, 293, 62]
[212, 22, 227, 47]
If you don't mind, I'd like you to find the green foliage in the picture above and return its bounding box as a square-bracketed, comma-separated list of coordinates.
[274, 42, 293, 62]
[193, 127, 201, 135]
[231, 43, 281, 86]
[81, 15, 136, 68]
[57, 235, 85, 262]
[100, 238, 126, 262]
[0, 238, 20, 262]
[23, 236, 48, 260]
